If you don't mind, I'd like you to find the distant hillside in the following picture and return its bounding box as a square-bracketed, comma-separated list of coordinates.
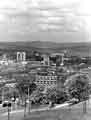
[0, 41, 90, 57]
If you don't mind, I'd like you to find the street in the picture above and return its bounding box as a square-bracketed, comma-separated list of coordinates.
[0, 100, 91, 120]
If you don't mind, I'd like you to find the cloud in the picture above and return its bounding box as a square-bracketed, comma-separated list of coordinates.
[0, 0, 80, 12]
[0, 13, 6, 22]
[0, 0, 88, 42]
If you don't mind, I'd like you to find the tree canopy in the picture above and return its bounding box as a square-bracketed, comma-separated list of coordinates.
[65, 73, 90, 101]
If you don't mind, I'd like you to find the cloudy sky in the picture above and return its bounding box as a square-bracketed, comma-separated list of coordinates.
[0, 0, 90, 42]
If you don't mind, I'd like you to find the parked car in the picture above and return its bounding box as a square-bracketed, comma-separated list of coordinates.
[2, 100, 12, 107]
[68, 98, 79, 105]
[0, 100, 2, 104]
[48, 101, 55, 108]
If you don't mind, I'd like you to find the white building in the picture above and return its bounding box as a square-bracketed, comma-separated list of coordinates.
[41, 54, 50, 66]
[35, 75, 57, 88]
[17, 52, 26, 62]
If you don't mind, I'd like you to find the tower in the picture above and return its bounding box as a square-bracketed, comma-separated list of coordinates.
[17, 52, 26, 62]
[56, 53, 64, 66]
[22, 52, 26, 61]
[42, 54, 50, 66]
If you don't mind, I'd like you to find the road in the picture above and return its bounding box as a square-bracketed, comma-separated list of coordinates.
[0, 100, 90, 120]
[0, 102, 70, 120]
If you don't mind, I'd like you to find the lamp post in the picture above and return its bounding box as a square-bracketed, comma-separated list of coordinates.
[8, 102, 10, 120]
[24, 96, 26, 118]
[28, 86, 31, 114]
[7, 85, 11, 120]
[2, 87, 4, 102]
[23, 83, 27, 118]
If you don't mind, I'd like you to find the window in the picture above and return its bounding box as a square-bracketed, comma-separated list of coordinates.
[54, 81, 57, 84]
[51, 81, 53, 84]
[47, 81, 49, 84]
[44, 81, 46, 84]
[41, 81, 43, 84]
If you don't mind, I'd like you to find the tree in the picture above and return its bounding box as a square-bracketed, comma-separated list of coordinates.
[46, 87, 68, 104]
[30, 86, 44, 105]
[56, 89, 68, 104]
[15, 73, 37, 102]
[65, 74, 89, 101]
[46, 87, 57, 104]
[15, 73, 37, 114]
[65, 73, 90, 113]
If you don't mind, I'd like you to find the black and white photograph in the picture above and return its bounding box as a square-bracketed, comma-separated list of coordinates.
[0, 0, 90, 120]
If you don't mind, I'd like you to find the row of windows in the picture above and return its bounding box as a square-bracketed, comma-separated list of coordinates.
[36, 76, 57, 80]
[35, 81, 57, 85]
[35, 83, 57, 86]
[36, 79, 57, 81]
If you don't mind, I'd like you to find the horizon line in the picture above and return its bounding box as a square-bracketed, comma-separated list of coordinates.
[0, 40, 90, 43]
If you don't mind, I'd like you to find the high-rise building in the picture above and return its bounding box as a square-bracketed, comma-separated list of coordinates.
[42, 54, 50, 66]
[22, 52, 26, 61]
[2, 54, 7, 61]
[51, 53, 64, 66]
[17, 52, 26, 62]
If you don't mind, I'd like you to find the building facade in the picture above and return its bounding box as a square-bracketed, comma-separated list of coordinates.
[51, 53, 64, 66]
[41, 54, 50, 66]
[17, 52, 26, 62]
[35, 75, 57, 88]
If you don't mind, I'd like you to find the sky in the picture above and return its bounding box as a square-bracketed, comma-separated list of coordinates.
[0, 0, 90, 43]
